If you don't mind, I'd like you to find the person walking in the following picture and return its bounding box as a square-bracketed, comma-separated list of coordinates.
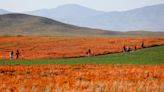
[141, 41, 145, 48]
[123, 45, 126, 52]
[134, 46, 137, 50]
[86, 49, 91, 57]
[9, 51, 14, 60]
[16, 50, 20, 59]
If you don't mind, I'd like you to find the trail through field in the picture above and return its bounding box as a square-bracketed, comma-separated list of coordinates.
[0, 36, 164, 59]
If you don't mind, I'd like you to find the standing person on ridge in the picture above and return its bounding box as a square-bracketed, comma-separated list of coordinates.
[86, 49, 91, 57]
[9, 51, 14, 60]
[141, 41, 145, 48]
[16, 50, 20, 59]
[134, 46, 137, 50]
[123, 45, 126, 52]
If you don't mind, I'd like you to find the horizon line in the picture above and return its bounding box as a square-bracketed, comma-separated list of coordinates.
[1, 3, 164, 13]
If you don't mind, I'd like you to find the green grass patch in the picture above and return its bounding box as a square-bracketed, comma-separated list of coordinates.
[0, 46, 164, 65]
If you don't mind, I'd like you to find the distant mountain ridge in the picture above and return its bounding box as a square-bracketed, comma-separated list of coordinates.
[26, 4, 104, 24]
[25, 4, 164, 32]
[0, 9, 10, 15]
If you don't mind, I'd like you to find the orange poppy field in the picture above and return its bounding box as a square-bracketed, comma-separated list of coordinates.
[0, 64, 163, 92]
[0, 36, 164, 59]
[0, 36, 164, 92]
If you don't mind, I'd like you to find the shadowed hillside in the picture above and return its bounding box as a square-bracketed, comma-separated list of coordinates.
[0, 14, 164, 36]
[0, 13, 118, 36]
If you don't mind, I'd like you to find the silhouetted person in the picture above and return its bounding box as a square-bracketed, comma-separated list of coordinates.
[123, 45, 126, 52]
[134, 46, 137, 50]
[9, 51, 14, 60]
[16, 50, 20, 59]
[141, 41, 145, 48]
[86, 49, 91, 56]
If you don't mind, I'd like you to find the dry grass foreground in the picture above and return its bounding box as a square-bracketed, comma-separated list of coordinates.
[0, 36, 164, 59]
[0, 64, 163, 92]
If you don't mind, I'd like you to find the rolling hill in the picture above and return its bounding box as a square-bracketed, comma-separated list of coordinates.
[0, 13, 164, 36]
[0, 13, 118, 36]
[26, 4, 164, 32]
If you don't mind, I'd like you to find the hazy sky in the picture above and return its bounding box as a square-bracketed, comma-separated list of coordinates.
[0, 0, 164, 12]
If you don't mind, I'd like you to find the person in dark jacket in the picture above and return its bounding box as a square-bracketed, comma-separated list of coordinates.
[16, 50, 20, 59]
[86, 49, 91, 56]
[123, 45, 126, 52]
[141, 41, 145, 48]
[134, 46, 137, 50]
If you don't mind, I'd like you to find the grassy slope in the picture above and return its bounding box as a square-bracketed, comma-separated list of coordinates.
[0, 46, 164, 65]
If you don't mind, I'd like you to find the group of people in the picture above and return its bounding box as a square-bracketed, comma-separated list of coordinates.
[9, 50, 20, 60]
[123, 41, 145, 52]
[123, 45, 135, 52]
[86, 42, 145, 56]
[86, 49, 91, 56]
[6, 42, 144, 59]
